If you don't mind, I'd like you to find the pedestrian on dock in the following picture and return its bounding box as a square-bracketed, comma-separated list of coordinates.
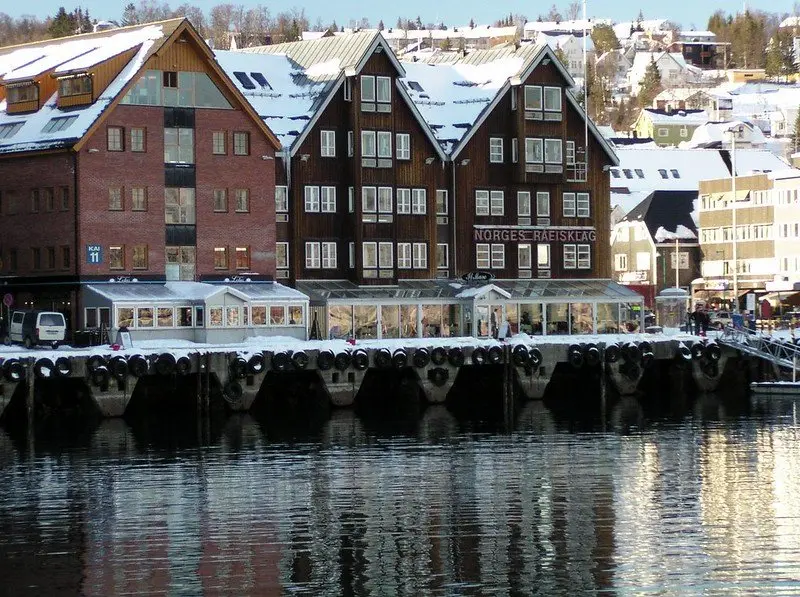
[700, 308, 710, 336]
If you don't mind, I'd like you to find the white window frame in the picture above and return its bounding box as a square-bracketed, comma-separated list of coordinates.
[562, 192, 576, 217]
[347, 131, 353, 157]
[511, 138, 518, 163]
[376, 76, 391, 103]
[490, 190, 504, 216]
[320, 130, 336, 157]
[305, 242, 320, 269]
[614, 253, 628, 271]
[362, 186, 377, 213]
[566, 141, 576, 165]
[524, 85, 542, 110]
[321, 242, 337, 269]
[544, 138, 562, 164]
[396, 133, 410, 160]
[361, 75, 375, 102]
[363, 242, 377, 268]
[437, 243, 449, 269]
[275, 186, 288, 212]
[397, 188, 411, 214]
[489, 137, 504, 163]
[525, 138, 543, 163]
[412, 242, 427, 269]
[412, 188, 426, 214]
[518, 244, 532, 269]
[378, 242, 393, 268]
[537, 244, 551, 268]
[517, 191, 531, 217]
[490, 244, 505, 269]
[536, 191, 550, 217]
[543, 86, 562, 112]
[475, 190, 490, 216]
[563, 244, 577, 269]
[276, 242, 289, 269]
[576, 192, 590, 218]
[304, 186, 320, 212]
[577, 244, 591, 269]
[320, 186, 336, 213]
[361, 131, 376, 157]
[377, 131, 392, 158]
[397, 242, 412, 269]
[349, 242, 355, 268]
[378, 187, 393, 213]
[436, 189, 448, 215]
[348, 187, 354, 213]
[476, 244, 490, 269]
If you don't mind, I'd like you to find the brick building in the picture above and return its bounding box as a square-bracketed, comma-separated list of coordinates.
[0, 19, 279, 332]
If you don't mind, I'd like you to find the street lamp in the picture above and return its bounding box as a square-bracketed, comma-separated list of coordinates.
[727, 123, 745, 313]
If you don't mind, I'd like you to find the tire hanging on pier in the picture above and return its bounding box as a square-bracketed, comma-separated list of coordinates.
[230, 357, 248, 379]
[604, 343, 621, 364]
[128, 354, 149, 377]
[487, 345, 504, 364]
[316, 350, 335, 371]
[413, 348, 430, 368]
[528, 347, 543, 368]
[334, 352, 351, 371]
[623, 342, 642, 364]
[90, 365, 110, 388]
[704, 343, 722, 362]
[109, 356, 128, 379]
[471, 347, 487, 366]
[155, 353, 177, 376]
[584, 344, 601, 368]
[430, 347, 447, 366]
[292, 351, 310, 370]
[512, 344, 529, 366]
[677, 344, 692, 361]
[34, 358, 55, 379]
[223, 380, 243, 401]
[176, 356, 192, 376]
[690, 342, 705, 360]
[374, 348, 392, 369]
[271, 351, 290, 371]
[87, 355, 106, 373]
[639, 341, 653, 355]
[247, 354, 265, 375]
[641, 351, 655, 369]
[447, 347, 465, 367]
[568, 344, 584, 369]
[54, 356, 72, 377]
[3, 358, 24, 382]
[352, 349, 369, 371]
[428, 367, 449, 387]
[391, 349, 408, 369]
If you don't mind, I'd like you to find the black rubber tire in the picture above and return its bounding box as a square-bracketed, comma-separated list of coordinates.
[352, 349, 369, 371]
[90, 366, 109, 388]
[391, 349, 408, 369]
[316, 350, 335, 371]
[334, 352, 351, 371]
[623, 343, 642, 364]
[34, 358, 55, 379]
[428, 367, 449, 387]
[604, 343, 621, 363]
[87, 355, 106, 373]
[109, 356, 128, 379]
[568, 347, 584, 369]
[4, 359, 24, 382]
[155, 353, 176, 376]
[413, 348, 430, 368]
[54, 356, 72, 377]
[641, 351, 655, 369]
[247, 354, 265, 375]
[529, 347, 543, 368]
[176, 356, 192, 376]
[704, 343, 722, 362]
[374, 348, 392, 369]
[271, 352, 290, 371]
[230, 357, 248, 379]
[431, 346, 447, 366]
[512, 344, 529, 366]
[223, 380, 243, 401]
[487, 345, 503, 364]
[292, 351, 310, 370]
[447, 347, 465, 367]
[584, 344, 601, 368]
[639, 341, 653, 354]
[691, 342, 705, 360]
[677, 344, 692, 361]
[128, 355, 148, 377]
[471, 347, 487, 365]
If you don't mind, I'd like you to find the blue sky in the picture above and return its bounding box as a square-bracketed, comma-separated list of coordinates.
[7, 1, 799, 29]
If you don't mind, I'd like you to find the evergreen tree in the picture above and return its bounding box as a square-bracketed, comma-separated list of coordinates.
[765, 29, 796, 79]
[591, 23, 620, 54]
[637, 57, 662, 109]
[121, 3, 139, 26]
[378, 19, 384, 31]
[469, 18, 475, 29]
[415, 15, 422, 29]
[440, 37, 452, 51]
[48, 7, 75, 38]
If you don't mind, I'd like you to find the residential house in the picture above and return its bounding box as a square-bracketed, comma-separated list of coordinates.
[595, 49, 632, 93]
[628, 52, 692, 95]
[535, 32, 594, 80]
[632, 108, 709, 146]
[611, 190, 700, 306]
[683, 119, 767, 149]
[653, 87, 732, 120]
[0, 19, 282, 334]
[669, 30, 729, 69]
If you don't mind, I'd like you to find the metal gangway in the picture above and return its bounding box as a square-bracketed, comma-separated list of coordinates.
[719, 325, 800, 380]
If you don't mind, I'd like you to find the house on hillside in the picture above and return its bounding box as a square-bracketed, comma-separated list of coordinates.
[632, 108, 709, 146]
[595, 50, 632, 93]
[683, 120, 767, 149]
[536, 31, 594, 79]
[0, 18, 284, 335]
[628, 52, 692, 95]
[611, 190, 700, 306]
[669, 30, 729, 69]
[653, 87, 732, 120]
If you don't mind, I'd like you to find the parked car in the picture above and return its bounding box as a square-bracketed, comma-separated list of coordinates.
[708, 310, 732, 330]
[4, 310, 66, 348]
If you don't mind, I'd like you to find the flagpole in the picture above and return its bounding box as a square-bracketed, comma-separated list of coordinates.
[583, 0, 589, 176]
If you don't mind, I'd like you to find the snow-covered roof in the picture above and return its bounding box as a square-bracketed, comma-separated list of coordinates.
[682, 119, 766, 149]
[613, 19, 669, 40]
[537, 31, 595, 52]
[86, 281, 308, 303]
[0, 23, 169, 155]
[654, 224, 696, 242]
[641, 108, 709, 126]
[679, 30, 715, 39]
[523, 19, 608, 35]
[779, 16, 800, 28]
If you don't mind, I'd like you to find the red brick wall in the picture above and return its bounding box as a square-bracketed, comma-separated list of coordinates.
[0, 152, 76, 276]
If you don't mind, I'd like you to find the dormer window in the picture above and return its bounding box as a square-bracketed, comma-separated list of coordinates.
[6, 82, 38, 111]
[59, 75, 92, 97]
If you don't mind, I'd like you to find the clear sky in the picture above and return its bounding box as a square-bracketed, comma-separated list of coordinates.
[6, 0, 799, 30]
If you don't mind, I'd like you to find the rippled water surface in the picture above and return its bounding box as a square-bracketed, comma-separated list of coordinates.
[2, 396, 800, 596]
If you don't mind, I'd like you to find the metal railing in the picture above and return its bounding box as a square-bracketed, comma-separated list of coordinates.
[719, 324, 800, 380]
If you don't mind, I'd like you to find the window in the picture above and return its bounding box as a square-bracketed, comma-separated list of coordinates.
[563, 244, 577, 269]
[377, 131, 392, 158]
[396, 133, 410, 159]
[489, 137, 504, 163]
[58, 75, 91, 97]
[321, 242, 337, 269]
[413, 243, 427, 269]
[107, 126, 123, 151]
[658, 169, 668, 179]
[544, 139, 562, 164]
[109, 187, 123, 211]
[164, 188, 196, 224]
[636, 252, 651, 270]
[109, 246, 124, 270]
[657, 128, 669, 137]
[577, 244, 591, 269]
[361, 131, 376, 157]
[623, 169, 633, 179]
[235, 246, 250, 269]
[347, 131, 353, 157]
[378, 187, 393, 213]
[436, 244, 449, 268]
[517, 191, 531, 217]
[305, 242, 320, 269]
[511, 89, 517, 110]
[321, 186, 336, 212]
[275, 186, 288, 212]
[233, 131, 250, 155]
[615, 253, 628, 271]
[363, 242, 377, 268]
[61, 246, 70, 269]
[60, 187, 70, 210]
[476, 244, 490, 269]
[7, 83, 38, 105]
[475, 190, 490, 216]
[276, 243, 289, 269]
[131, 127, 145, 152]
[30, 189, 39, 212]
[543, 86, 562, 112]
[163, 71, 178, 88]
[436, 190, 448, 215]
[213, 189, 227, 212]
[214, 246, 229, 269]
[397, 243, 411, 268]
[235, 189, 249, 212]
[379, 242, 393, 268]
[212, 131, 226, 155]
[132, 187, 147, 211]
[566, 141, 575, 164]
[164, 127, 194, 163]
[518, 244, 532, 269]
[537, 244, 551, 268]
[362, 187, 377, 213]
[344, 78, 352, 101]
[524, 85, 542, 110]
[576, 192, 590, 217]
[412, 189, 426, 214]
[46, 246, 55, 269]
[349, 242, 355, 268]
[490, 244, 505, 269]
[376, 76, 391, 103]
[490, 191, 504, 216]
[610, 168, 621, 179]
[304, 186, 320, 212]
[361, 75, 376, 102]
[671, 169, 680, 179]
[562, 192, 576, 217]
[31, 247, 41, 270]
[525, 138, 543, 163]
[512, 138, 518, 163]
[536, 191, 550, 217]
[321, 130, 336, 157]
[132, 245, 148, 269]
[397, 188, 411, 214]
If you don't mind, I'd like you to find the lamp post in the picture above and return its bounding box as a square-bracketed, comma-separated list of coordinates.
[727, 124, 744, 312]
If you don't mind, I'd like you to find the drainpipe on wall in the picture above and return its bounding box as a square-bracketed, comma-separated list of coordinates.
[451, 159, 457, 277]
[72, 150, 80, 337]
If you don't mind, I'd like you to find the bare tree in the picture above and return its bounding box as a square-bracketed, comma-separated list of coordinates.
[565, 2, 581, 21]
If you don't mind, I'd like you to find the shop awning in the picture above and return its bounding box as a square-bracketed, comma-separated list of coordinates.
[759, 291, 800, 306]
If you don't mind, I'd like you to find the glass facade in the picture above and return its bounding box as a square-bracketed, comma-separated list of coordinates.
[122, 70, 231, 109]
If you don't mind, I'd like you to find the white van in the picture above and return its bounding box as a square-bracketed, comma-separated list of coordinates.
[5, 310, 66, 348]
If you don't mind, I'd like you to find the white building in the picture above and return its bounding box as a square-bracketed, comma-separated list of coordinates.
[628, 51, 692, 95]
[537, 31, 595, 78]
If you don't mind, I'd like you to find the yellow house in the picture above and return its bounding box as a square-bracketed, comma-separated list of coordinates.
[632, 108, 709, 146]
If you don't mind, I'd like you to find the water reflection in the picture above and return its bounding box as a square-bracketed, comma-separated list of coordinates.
[0, 399, 800, 595]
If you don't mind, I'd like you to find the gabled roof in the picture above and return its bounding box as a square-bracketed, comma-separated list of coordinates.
[639, 108, 709, 126]
[622, 190, 698, 241]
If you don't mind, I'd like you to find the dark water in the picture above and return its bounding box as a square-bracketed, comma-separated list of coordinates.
[1, 396, 800, 596]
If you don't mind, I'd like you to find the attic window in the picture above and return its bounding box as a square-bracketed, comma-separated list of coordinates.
[163, 71, 178, 88]
[634, 169, 644, 178]
[622, 169, 633, 179]
[233, 71, 256, 90]
[658, 169, 668, 179]
[670, 169, 680, 178]
[41, 115, 78, 133]
[0, 122, 24, 139]
[6, 83, 38, 104]
[59, 75, 92, 97]
[407, 81, 424, 92]
[250, 72, 272, 90]
[610, 168, 621, 178]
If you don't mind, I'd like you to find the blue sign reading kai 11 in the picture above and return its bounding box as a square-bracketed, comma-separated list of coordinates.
[87, 244, 103, 264]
